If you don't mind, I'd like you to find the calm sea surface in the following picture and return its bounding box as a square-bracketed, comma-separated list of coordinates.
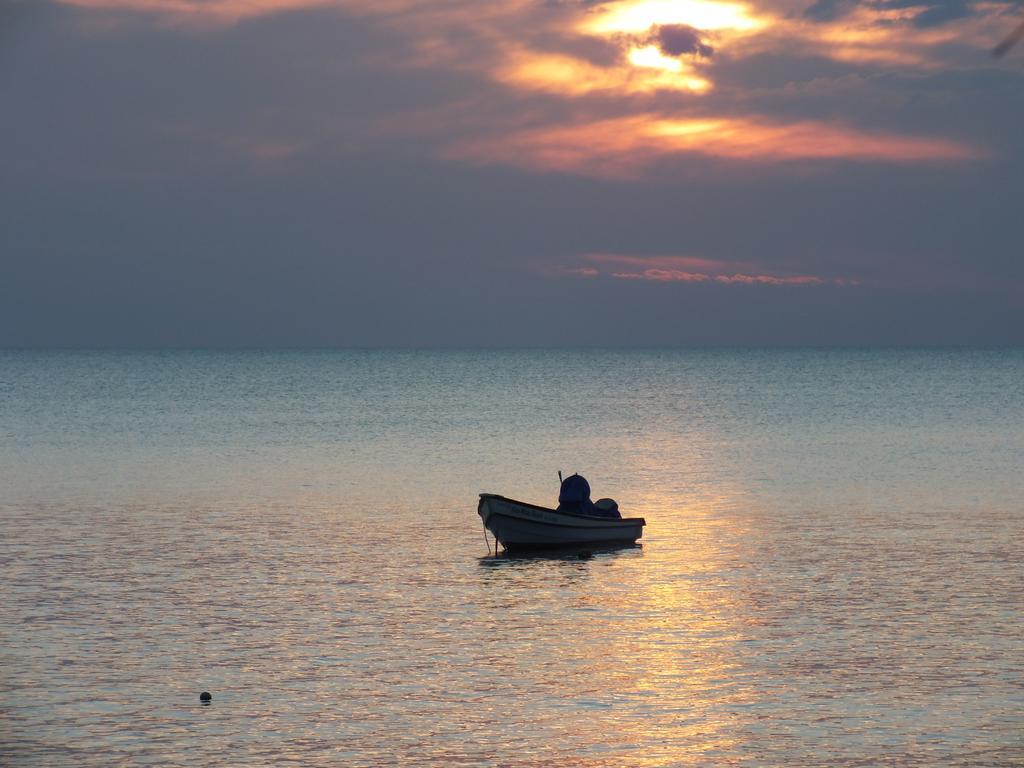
[1, 349, 1022, 766]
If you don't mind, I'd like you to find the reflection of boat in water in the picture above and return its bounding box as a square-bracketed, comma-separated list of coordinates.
[478, 540, 642, 564]
[478, 493, 645, 551]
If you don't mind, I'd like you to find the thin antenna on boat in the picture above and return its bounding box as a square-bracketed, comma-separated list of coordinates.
[558, 470, 563, 482]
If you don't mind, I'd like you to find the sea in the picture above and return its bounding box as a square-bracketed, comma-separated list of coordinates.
[1, 348, 1022, 766]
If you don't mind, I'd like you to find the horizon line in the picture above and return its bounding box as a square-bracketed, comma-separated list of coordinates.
[2, 344, 1022, 352]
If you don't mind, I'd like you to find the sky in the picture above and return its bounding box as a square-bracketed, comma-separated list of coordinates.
[1, 0, 1022, 346]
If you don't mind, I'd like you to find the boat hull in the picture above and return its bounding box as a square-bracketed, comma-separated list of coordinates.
[478, 494, 645, 549]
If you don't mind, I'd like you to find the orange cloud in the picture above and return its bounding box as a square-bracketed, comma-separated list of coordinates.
[54, 0, 1021, 72]
[586, 253, 731, 271]
[495, 47, 712, 96]
[611, 269, 827, 284]
[544, 265, 602, 278]
[581, 0, 767, 35]
[741, 6, 968, 69]
[551, 252, 858, 286]
[52, 0, 1023, 96]
[58, 0, 329, 24]
[53, 0, 1007, 179]
[447, 114, 984, 178]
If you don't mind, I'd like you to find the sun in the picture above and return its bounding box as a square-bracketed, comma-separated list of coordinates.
[626, 46, 713, 89]
[583, 0, 765, 34]
[628, 44, 684, 71]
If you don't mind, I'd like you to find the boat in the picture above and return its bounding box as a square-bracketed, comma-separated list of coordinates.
[478, 493, 646, 551]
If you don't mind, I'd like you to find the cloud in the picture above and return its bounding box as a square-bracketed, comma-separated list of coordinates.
[447, 114, 984, 179]
[31, 0, 1011, 181]
[544, 265, 601, 277]
[48, 0, 1024, 84]
[587, 253, 732, 271]
[56, 0, 329, 25]
[494, 46, 712, 95]
[4, 0, 1023, 347]
[803, 0, 860, 21]
[612, 269, 829, 284]
[650, 23, 715, 57]
[549, 253, 859, 286]
[906, 0, 973, 26]
[803, 0, 983, 27]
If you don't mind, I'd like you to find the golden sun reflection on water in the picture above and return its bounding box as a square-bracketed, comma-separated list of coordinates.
[566, 445, 761, 763]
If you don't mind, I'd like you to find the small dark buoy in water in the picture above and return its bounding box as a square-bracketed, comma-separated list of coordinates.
[199, 692, 212, 703]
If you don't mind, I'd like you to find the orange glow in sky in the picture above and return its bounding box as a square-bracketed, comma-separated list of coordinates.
[629, 45, 684, 72]
[582, 0, 766, 33]
[563, 253, 858, 286]
[448, 114, 983, 179]
[49, 0, 1001, 175]
[496, 48, 712, 95]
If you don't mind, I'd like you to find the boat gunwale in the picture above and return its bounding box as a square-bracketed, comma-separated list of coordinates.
[482, 510, 645, 532]
[479, 493, 646, 526]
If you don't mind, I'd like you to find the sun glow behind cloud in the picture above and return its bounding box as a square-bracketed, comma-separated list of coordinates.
[582, 0, 766, 34]
[51, 0, 1004, 177]
[496, 48, 712, 95]
[629, 45, 684, 72]
[23, 0, 1021, 324]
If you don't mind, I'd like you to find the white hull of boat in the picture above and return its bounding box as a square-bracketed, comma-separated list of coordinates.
[478, 493, 645, 550]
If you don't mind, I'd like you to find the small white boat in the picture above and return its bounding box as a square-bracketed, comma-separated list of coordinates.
[478, 493, 645, 550]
